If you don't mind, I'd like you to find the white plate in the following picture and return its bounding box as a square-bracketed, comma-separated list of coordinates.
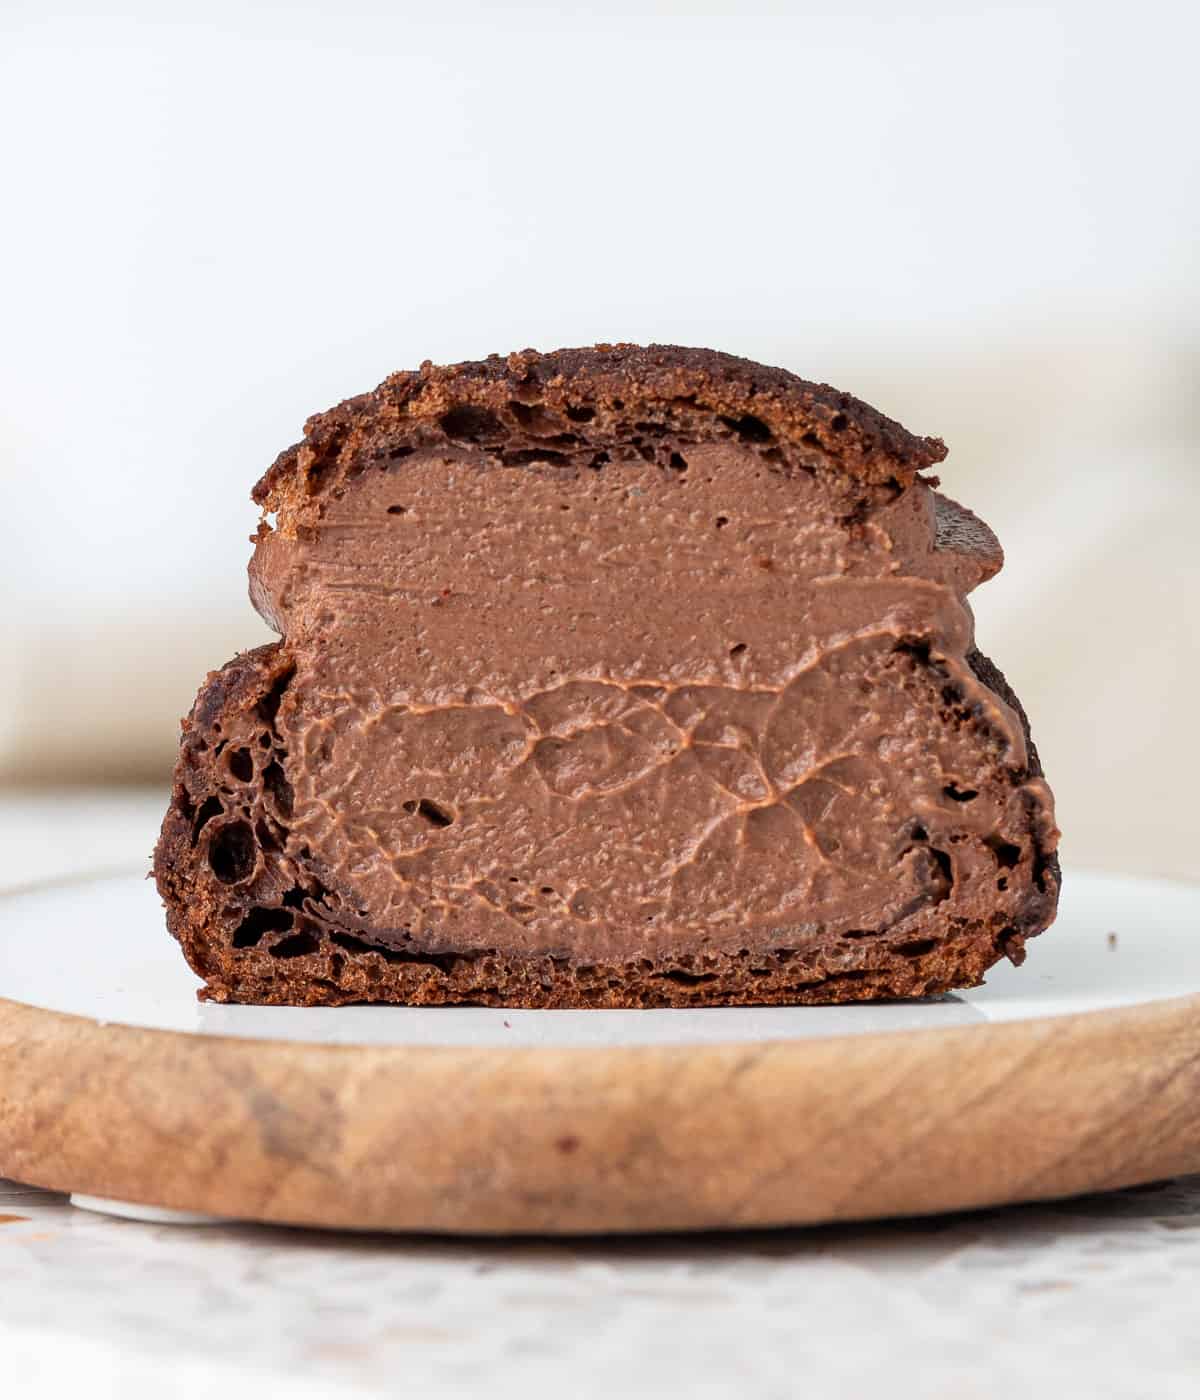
[2, 868, 1196, 1045]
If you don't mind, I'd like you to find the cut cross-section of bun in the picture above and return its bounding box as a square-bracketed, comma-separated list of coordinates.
[154, 344, 1060, 1006]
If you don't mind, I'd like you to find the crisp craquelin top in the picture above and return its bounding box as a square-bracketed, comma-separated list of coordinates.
[253, 344, 948, 527]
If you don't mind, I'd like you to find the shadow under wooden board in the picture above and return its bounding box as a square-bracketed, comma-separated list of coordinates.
[1, 870, 1199, 1235]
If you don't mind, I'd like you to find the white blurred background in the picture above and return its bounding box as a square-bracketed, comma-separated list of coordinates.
[2, 0, 1197, 881]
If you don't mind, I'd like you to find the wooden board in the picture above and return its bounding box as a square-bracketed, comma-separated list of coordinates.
[2, 870, 1199, 1235]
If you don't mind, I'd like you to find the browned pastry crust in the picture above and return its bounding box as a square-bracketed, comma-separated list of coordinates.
[253, 343, 946, 533]
[156, 642, 1059, 1006]
[155, 344, 1059, 1007]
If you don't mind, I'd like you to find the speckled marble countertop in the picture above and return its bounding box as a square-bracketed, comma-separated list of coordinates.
[5, 1175, 1200, 1399]
[3, 792, 1200, 1399]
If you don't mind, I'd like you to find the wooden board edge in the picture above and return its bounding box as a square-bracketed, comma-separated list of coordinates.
[2, 993, 1200, 1234]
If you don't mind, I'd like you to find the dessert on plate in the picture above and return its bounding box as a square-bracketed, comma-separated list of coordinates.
[154, 344, 1059, 1006]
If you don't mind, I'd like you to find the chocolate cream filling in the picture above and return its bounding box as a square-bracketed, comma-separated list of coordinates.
[236, 436, 1055, 967]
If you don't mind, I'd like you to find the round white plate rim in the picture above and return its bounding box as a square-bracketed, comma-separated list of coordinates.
[1, 867, 1196, 1049]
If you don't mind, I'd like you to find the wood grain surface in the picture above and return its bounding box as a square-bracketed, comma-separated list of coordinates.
[3, 992, 1200, 1234]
